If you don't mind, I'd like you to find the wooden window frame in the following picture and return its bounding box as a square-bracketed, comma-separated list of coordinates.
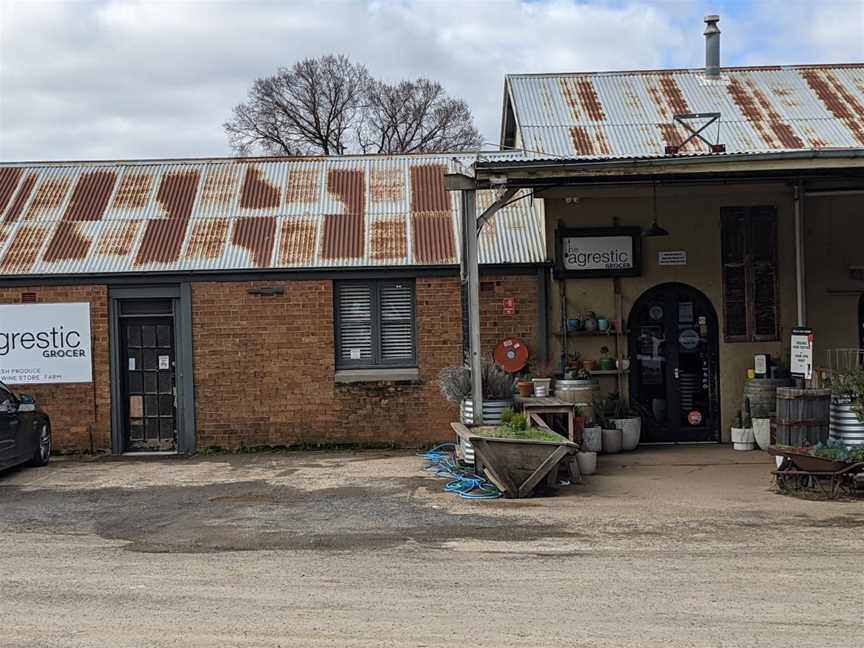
[334, 279, 417, 369]
[721, 206, 779, 343]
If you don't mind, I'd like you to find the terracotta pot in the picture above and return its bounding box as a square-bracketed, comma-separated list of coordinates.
[582, 359, 598, 371]
[516, 381, 534, 397]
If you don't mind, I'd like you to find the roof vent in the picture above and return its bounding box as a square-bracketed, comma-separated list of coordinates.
[704, 15, 721, 80]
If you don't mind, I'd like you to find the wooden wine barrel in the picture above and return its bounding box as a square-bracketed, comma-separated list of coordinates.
[743, 378, 792, 419]
[775, 387, 830, 446]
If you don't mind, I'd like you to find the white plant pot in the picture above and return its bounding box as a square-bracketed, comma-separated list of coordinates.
[532, 378, 551, 398]
[576, 451, 597, 476]
[582, 426, 602, 453]
[731, 426, 755, 451]
[601, 428, 623, 454]
[613, 417, 641, 451]
[753, 418, 772, 451]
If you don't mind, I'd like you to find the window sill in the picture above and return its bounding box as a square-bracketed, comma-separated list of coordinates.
[334, 368, 420, 384]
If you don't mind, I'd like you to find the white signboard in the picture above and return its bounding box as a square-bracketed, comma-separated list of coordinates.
[0, 303, 92, 384]
[658, 250, 687, 266]
[561, 235, 634, 272]
[790, 327, 813, 380]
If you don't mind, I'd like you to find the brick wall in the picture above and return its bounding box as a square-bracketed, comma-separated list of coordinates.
[479, 273, 542, 363]
[0, 285, 110, 452]
[191, 276, 463, 450]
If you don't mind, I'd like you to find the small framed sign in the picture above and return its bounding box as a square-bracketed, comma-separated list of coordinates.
[555, 227, 642, 278]
[658, 250, 687, 266]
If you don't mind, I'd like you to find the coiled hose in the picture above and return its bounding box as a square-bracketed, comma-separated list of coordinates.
[419, 443, 501, 499]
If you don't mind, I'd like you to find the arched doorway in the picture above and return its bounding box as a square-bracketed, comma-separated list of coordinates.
[628, 283, 720, 443]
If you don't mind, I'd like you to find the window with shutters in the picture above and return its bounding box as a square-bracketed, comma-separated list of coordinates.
[721, 206, 778, 342]
[334, 280, 416, 369]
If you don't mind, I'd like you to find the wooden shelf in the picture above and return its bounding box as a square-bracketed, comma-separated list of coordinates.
[553, 330, 627, 338]
[590, 369, 629, 376]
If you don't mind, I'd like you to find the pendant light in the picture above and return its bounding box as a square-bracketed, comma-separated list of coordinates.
[643, 183, 670, 237]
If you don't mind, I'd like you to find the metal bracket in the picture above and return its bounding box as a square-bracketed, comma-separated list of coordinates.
[477, 187, 517, 232]
[666, 112, 725, 154]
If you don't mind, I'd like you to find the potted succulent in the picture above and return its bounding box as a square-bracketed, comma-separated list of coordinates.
[598, 345, 616, 371]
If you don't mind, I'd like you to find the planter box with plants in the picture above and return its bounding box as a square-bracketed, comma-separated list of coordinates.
[450, 408, 579, 498]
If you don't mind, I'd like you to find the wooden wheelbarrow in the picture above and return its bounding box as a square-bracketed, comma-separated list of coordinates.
[451, 422, 580, 498]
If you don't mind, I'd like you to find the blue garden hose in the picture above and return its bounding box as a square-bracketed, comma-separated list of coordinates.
[419, 443, 501, 499]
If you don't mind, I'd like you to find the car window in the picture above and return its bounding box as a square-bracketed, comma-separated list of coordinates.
[0, 387, 15, 411]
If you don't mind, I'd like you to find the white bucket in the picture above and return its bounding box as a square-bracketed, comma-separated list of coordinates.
[731, 426, 755, 451]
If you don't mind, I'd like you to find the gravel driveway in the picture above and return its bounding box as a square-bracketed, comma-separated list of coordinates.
[1, 446, 861, 647]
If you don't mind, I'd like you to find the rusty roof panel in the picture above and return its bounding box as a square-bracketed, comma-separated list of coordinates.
[0, 168, 23, 219]
[42, 221, 91, 263]
[112, 173, 153, 210]
[0, 153, 545, 275]
[185, 218, 229, 261]
[0, 224, 48, 273]
[239, 166, 281, 210]
[62, 171, 116, 221]
[410, 165, 449, 212]
[96, 220, 141, 258]
[412, 212, 455, 265]
[370, 218, 407, 261]
[278, 218, 317, 266]
[508, 64, 864, 157]
[135, 170, 199, 265]
[25, 178, 70, 220]
[3, 173, 37, 224]
[232, 216, 276, 267]
[284, 169, 320, 204]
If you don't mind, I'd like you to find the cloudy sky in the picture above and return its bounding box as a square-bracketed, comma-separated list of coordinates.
[1, 0, 862, 161]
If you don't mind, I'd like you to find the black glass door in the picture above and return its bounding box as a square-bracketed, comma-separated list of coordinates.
[121, 316, 176, 452]
[629, 284, 719, 443]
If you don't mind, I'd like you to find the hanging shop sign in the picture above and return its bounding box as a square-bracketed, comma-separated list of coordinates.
[790, 327, 813, 380]
[555, 227, 642, 278]
[0, 303, 92, 384]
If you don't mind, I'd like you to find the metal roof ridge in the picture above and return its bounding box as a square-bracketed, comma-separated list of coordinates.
[0, 150, 495, 168]
[504, 62, 864, 80]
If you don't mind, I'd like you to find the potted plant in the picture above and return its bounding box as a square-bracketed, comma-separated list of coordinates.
[593, 397, 622, 454]
[607, 392, 641, 451]
[516, 372, 534, 397]
[598, 345, 616, 371]
[531, 361, 555, 397]
[438, 360, 515, 427]
[731, 399, 755, 451]
[576, 447, 597, 476]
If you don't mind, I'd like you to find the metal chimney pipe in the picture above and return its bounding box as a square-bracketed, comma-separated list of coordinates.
[704, 15, 720, 80]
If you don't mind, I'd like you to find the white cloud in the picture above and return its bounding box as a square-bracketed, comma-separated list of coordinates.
[0, 0, 861, 161]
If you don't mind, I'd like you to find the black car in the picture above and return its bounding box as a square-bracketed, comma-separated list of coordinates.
[0, 382, 51, 472]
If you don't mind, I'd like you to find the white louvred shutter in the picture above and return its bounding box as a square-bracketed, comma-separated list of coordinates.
[380, 283, 414, 362]
[338, 284, 373, 362]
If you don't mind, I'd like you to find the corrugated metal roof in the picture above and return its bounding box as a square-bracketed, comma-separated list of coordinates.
[0, 153, 546, 276]
[506, 64, 864, 159]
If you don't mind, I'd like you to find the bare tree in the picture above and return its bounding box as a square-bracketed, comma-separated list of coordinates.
[225, 55, 370, 155]
[225, 56, 483, 156]
[359, 79, 482, 154]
